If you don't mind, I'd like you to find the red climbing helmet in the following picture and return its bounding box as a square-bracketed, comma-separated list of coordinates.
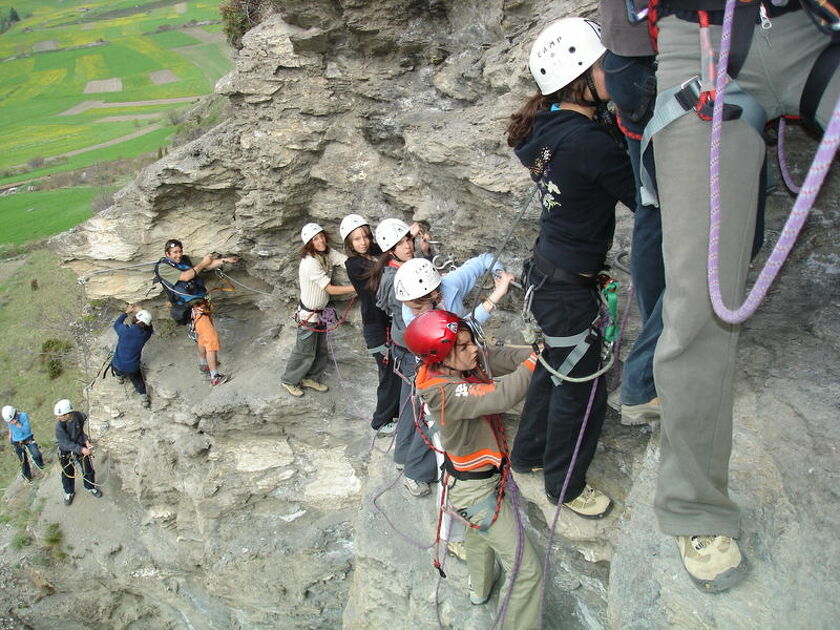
[404, 310, 462, 364]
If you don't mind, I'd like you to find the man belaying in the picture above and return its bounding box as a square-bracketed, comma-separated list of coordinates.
[281, 222, 356, 398]
[406, 310, 543, 630]
[3, 405, 45, 483]
[155, 238, 239, 383]
[111, 304, 154, 406]
[646, 0, 838, 592]
[506, 17, 636, 517]
[54, 399, 101, 505]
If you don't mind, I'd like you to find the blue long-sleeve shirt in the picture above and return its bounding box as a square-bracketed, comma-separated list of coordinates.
[111, 313, 153, 373]
[402, 253, 504, 328]
[7, 411, 34, 442]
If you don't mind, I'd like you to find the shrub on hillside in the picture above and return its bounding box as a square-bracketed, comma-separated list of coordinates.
[40, 338, 72, 380]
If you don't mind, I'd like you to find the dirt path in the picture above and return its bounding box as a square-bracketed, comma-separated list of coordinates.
[58, 96, 198, 116]
[61, 125, 163, 158]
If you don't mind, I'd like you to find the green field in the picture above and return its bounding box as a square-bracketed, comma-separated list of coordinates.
[0, 0, 233, 246]
[0, 187, 113, 245]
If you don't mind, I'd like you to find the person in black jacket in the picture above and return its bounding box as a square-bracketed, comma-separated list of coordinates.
[506, 18, 636, 519]
[54, 399, 101, 505]
[341, 213, 400, 436]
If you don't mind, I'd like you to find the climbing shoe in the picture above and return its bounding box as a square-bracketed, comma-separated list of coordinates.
[64, 492, 75, 506]
[140, 394, 151, 408]
[469, 562, 502, 605]
[210, 373, 230, 386]
[621, 397, 660, 426]
[447, 541, 467, 563]
[301, 379, 329, 393]
[403, 478, 431, 497]
[676, 535, 748, 593]
[282, 382, 304, 397]
[552, 484, 612, 519]
[88, 487, 103, 498]
[375, 421, 397, 437]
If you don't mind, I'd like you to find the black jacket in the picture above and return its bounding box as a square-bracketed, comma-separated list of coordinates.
[55, 411, 89, 454]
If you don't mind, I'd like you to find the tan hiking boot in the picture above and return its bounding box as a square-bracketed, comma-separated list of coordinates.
[282, 382, 304, 397]
[403, 478, 431, 497]
[301, 379, 329, 392]
[561, 484, 613, 519]
[621, 397, 660, 426]
[676, 535, 748, 593]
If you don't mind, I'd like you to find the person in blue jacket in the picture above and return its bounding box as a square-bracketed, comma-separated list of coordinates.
[2, 405, 45, 482]
[111, 305, 154, 407]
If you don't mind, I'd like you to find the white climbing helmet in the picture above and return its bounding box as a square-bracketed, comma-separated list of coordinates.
[135, 310, 153, 326]
[394, 258, 442, 302]
[300, 222, 324, 244]
[54, 399, 73, 416]
[2, 405, 16, 422]
[375, 218, 411, 253]
[528, 18, 605, 95]
[339, 214, 369, 241]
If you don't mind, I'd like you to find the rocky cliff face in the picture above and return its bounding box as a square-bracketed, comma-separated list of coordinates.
[10, 1, 836, 628]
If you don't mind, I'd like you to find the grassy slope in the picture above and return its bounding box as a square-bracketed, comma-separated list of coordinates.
[0, 249, 86, 489]
[0, 187, 110, 245]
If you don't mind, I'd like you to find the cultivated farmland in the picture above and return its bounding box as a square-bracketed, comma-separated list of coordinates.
[0, 0, 232, 245]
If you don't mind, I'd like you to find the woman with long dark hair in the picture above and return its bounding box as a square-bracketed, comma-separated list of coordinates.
[341, 213, 401, 436]
[507, 18, 636, 518]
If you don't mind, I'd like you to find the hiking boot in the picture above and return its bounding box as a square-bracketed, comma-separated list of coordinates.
[375, 421, 397, 437]
[621, 397, 660, 426]
[115, 376, 125, 385]
[21, 473, 32, 483]
[64, 492, 75, 506]
[140, 394, 151, 408]
[403, 478, 431, 497]
[33, 459, 45, 471]
[447, 540, 467, 562]
[676, 535, 748, 593]
[553, 484, 612, 519]
[301, 379, 329, 393]
[469, 562, 502, 605]
[199, 364, 210, 374]
[88, 487, 103, 498]
[210, 373, 230, 386]
[282, 382, 304, 397]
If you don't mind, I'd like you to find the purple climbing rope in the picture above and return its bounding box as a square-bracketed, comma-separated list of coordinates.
[708, 0, 840, 324]
[777, 117, 802, 194]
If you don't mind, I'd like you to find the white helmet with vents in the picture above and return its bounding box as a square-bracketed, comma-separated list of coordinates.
[300, 222, 324, 244]
[2, 405, 16, 422]
[529, 18, 605, 95]
[54, 399, 73, 416]
[375, 218, 411, 253]
[339, 214, 369, 241]
[135, 310, 152, 326]
[394, 258, 442, 301]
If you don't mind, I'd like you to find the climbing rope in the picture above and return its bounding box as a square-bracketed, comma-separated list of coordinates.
[777, 117, 802, 194]
[707, 0, 840, 324]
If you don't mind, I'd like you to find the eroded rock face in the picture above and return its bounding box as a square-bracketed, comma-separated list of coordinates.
[29, 1, 840, 629]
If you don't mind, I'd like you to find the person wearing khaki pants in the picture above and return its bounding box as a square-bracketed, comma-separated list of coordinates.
[652, 6, 839, 591]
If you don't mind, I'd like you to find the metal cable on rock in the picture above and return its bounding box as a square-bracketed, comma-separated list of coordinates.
[708, 0, 840, 324]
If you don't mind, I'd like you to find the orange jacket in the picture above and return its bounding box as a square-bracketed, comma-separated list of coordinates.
[415, 346, 537, 472]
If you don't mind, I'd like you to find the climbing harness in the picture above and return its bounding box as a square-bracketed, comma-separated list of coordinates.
[521, 256, 621, 385]
[294, 297, 356, 333]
